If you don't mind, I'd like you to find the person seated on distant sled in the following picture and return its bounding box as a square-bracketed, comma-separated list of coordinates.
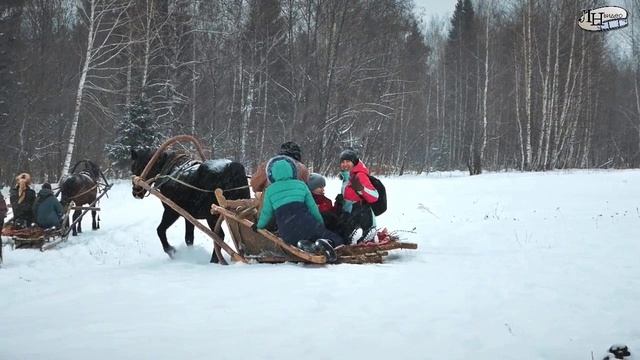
[336, 149, 378, 244]
[33, 183, 64, 229]
[9, 173, 36, 228]
[307, 173, 340, 234]
[253, 155, 344, 262]
[0, 185, 7, 233]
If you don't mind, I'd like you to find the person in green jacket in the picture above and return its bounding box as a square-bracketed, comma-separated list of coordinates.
[254, 155, 344, 261]
[33, 183, 64, 229]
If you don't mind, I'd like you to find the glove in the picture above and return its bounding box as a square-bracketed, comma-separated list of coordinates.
[334, 194, 344, 205]
[251, 223, 259, 232]
[350, 175, 364, 192]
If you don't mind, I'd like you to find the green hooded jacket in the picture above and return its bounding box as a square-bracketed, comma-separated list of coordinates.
[257, 156, 323, 229]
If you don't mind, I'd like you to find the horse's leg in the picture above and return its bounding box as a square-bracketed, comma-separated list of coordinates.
[206, 214, 224, 264]
[158, 208, 180, 258]
[65, 212, 70, 234]
[92, 209, 98, 230]
[184, 218, 194, 246]
[72, 210, 81, 236]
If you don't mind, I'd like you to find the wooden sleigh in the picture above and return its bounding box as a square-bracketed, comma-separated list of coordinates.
[210, 189, 417, 264]
[1, 193, 110, 252]
[2, 206, 72, 251]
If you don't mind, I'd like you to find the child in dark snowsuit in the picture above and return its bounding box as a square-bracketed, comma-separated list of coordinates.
[255, 156, 344, 261]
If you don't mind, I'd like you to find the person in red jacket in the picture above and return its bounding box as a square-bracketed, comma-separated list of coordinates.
[307, 173, 340, 233]
[337, 148, 378, 243]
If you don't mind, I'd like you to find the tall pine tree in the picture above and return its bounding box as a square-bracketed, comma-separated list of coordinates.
[105, 96, 162, 168]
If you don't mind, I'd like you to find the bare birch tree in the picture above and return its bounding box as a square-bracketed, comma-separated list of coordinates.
[61, 0, 131, 176]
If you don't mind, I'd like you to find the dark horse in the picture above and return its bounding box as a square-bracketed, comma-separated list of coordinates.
[130, 148, 250, 262]
[60, 160, 102, 236]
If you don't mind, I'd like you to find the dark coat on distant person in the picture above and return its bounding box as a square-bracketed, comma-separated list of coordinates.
[10, 187, 36, 224]
[33, 187, 64, 228]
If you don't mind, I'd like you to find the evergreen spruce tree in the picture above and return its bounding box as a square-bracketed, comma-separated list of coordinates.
[105, 96, 162, 167]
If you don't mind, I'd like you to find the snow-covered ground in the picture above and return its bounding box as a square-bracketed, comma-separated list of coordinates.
[1, 170, 639, 360]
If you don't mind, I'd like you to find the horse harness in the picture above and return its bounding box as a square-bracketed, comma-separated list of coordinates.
[140, 154, 250, 195]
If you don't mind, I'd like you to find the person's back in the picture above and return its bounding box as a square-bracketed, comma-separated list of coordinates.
[10, 173, 36, 227]
[256, 156, 344, 257]
[33, 183, 64, 228]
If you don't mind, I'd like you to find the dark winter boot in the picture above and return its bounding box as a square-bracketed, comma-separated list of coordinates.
[297, 239, 319, 253]
[315, 239, 337, 263]
[608, 344, 631, 359]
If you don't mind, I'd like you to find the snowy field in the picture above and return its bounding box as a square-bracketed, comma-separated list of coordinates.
[1, 170, 639, 360]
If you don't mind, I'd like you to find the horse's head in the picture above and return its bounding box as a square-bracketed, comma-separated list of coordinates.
[131, 148, 152, 199]
[130, 148, 173, 199]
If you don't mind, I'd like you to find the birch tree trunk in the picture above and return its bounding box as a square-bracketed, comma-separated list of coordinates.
[141, 0, 153, 90]
[62, 0, 131, 176]
[524, 0, 533, 170]
[514, 30, 525, 170]
[61, 0, 96, 176]
[536, 10, 553, 170]
[543, 15, 560, 169]
[479, 11, 489, 173]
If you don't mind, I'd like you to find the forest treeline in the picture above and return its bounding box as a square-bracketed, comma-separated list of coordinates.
[1, 0, 639, 184]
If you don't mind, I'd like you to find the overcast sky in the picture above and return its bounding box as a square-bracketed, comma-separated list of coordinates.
[412, 0, 458, 22]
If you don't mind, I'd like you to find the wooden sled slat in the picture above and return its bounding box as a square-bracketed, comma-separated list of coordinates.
[336, 241, 418, 257]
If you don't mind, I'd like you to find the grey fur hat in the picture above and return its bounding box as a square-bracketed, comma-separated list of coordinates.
[307, 173, 326, 191]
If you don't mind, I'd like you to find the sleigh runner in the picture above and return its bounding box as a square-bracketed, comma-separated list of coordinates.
[210, 189, 417, 264]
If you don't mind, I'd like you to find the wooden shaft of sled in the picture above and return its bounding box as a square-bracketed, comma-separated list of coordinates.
[212, 216, 227, 265]
[139, 135, 206, 181]
[214, 188, 244, 260]
[133, 177, 246, 263]
[61, 188, 109, 238]
[71, 206, 100, 211]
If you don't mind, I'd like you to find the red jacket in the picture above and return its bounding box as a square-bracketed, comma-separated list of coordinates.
[343, 161, 378, 204]
[312, 193, 334, 213]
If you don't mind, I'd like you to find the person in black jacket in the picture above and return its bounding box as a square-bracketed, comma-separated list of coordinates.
[9, 173, 36, 228]
[33, 183, 64, 229]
